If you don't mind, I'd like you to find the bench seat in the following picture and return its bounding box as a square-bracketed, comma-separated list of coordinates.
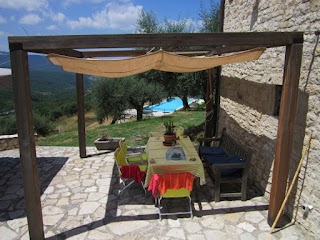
[198, 128, 251, 202]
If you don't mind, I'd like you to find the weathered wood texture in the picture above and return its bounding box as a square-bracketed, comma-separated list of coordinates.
[76, 73, 87, 158]
[31, 48, 83, 57]
[268, 43, 303, 226]
[82, 49, 209, 58]
[198, 128, 252, 202]
[204, 68, 215, 138]
[10, 50, 44, 240]
[213, 66, 221, 136]
[9, 32, 303, 51]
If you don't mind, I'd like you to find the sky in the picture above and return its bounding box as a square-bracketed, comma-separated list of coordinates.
[0, 0, 217, 52]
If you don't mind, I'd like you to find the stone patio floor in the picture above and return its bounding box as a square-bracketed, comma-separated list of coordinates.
[0, 146, 316, 240]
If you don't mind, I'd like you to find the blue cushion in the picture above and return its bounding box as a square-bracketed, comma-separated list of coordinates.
[205, 154, 229, 164]
[199, 146, 225, 156]
[205, 155, 243, 176]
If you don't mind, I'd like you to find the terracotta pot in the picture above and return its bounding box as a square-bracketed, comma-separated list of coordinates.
[163, 134, 176, 145]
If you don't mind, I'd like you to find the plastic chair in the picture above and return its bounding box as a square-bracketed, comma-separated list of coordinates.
[114, 148, 146, 196]
[153, 172, 194, 221]
[175, 126, 185, 137]
[119, 139, 148, 165]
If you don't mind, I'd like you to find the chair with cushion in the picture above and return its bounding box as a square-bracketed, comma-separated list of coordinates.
[149, 172, 194, 221]
[114, 148, 146, 196]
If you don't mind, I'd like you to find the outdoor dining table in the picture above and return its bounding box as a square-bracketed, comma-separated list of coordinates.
[144, 136, 206, 189]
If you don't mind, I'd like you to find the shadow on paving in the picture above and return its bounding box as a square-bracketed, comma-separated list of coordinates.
[0, 156, 68, 222]
[47, 159, 269, 240]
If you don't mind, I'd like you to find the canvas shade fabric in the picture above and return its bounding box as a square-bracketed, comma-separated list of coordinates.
[47, 48, 266, 78]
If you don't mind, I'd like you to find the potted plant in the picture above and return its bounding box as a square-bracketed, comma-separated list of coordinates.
[163, 120, 176, 145]
[94, 131, 125, 151]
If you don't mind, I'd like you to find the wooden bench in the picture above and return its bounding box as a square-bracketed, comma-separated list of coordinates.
[198, 128, 252, 202]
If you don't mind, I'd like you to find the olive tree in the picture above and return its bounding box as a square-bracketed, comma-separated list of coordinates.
[126, 75, 165, 121]
[91, 76, 165, 123]
[91, 77, 129, 124]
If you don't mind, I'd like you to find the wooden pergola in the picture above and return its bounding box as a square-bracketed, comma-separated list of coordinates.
[8, 32, 303, 239]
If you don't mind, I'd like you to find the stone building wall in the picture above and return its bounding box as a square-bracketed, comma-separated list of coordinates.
[221, 0, 320, 236]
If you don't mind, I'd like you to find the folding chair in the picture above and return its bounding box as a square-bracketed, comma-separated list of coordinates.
[119, 139, 148, 164]
[150, 172, 194, 221]
[114, 148, 146, 196]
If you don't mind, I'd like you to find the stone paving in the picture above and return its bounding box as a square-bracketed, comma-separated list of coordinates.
[0, 146, 316, 240]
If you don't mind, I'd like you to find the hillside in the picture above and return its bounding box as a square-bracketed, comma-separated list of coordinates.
[0, 51, 94, 114]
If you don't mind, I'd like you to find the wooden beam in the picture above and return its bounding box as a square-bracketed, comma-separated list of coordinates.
[81, 49, 209, 58]
[76, 73, 87, 158]
[204, 68, 215, 138]
[8, 32, 303, 51]
[82, 50, 147, 58]
[206, 45, 271, 56]
[220, 0, 225, 32]
[268, 43, 303, 226]
[213, 66, 221, 136]
[10, 50, 44, 239]
[31, 48, 83, 57]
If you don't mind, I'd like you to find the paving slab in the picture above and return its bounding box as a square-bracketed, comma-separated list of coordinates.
[0, 146, 316, 240]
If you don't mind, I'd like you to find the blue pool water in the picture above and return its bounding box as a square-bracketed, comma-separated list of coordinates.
[144, 97, 195, 113]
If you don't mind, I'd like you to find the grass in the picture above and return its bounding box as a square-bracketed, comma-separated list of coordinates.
[37, 110, 205, 147]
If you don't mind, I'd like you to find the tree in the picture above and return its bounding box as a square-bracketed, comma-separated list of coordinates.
[159, 18, 193, 34]
[134, 6, 221, 110]
[199, 0, 220, 33]
[126, 76, 165, 121]
[91, 77, 129, 124]
[91, 76, 165, 123]
[199, 0, 221, 137]
[157, 19, 201, 109]
[136, 10, 159, 34]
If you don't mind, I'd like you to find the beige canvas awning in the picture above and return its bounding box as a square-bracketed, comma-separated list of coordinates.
[48, 48, 266, 78]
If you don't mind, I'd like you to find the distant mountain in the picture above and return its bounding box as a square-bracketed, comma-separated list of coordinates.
[0, 51, 93, 94]
[1, 51, 69, 72]
[0, 51, 94, 113]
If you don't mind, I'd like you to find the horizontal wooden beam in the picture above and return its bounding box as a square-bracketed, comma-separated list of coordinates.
[206, 45, 272, 56]
[30, 49, 83, 57]
[82, 50, 147, 58]
[81, 49, 209, 58]
[9, 32, 303, 52]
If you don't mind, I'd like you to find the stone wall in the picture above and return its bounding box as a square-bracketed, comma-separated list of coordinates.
[0, 134, 19, 151]
[221, 0, 320, 236]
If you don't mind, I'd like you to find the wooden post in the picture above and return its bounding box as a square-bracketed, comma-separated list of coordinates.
[10, 49, 44, 239]
[268, 44, 303, 226]
[76, 73, 87, 158]
[204, 68, 215, 138]
[213, 67, 221, 136]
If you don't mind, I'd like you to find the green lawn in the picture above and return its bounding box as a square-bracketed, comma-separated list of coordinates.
[37, 110, 205, 147]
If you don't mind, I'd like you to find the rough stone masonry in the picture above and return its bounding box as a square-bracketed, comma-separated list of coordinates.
[220, 0, 320, 237]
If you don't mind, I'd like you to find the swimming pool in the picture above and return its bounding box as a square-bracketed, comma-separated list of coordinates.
[144, 97, 195, 113]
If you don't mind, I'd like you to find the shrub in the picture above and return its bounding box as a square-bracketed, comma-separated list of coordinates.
[33, 112, 54, 136]
[0, 115, 17, 135]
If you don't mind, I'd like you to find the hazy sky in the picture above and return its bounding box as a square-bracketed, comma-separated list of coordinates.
[0, 0, 218, 52]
